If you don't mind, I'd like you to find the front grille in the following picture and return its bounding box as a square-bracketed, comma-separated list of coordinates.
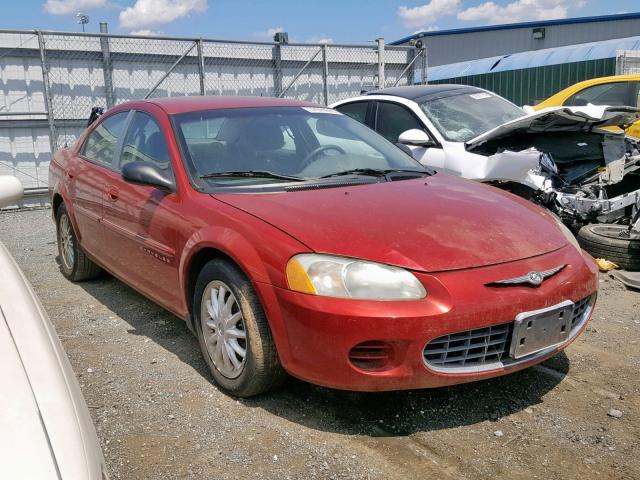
[423, 295, 594, 372]
[570, 296, 592, 330]
[423, 323, 511, 369]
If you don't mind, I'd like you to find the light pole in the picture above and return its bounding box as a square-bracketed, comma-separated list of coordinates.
[76, 13, 89, 32]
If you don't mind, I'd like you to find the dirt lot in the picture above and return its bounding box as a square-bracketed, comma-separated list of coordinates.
[1, 208, 639, 480]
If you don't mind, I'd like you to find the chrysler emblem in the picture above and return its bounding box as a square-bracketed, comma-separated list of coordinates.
[486, 265, 566, 287]
[527, 271, 544, 286]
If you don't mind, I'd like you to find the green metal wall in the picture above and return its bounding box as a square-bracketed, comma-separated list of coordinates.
[430, 58, 617, 106]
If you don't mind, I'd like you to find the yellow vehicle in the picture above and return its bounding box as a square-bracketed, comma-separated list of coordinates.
[534, 75, 640, 138]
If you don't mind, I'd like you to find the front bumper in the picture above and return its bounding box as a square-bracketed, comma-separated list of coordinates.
[256, 245, 598, 391]
[556, 185, 640, 222]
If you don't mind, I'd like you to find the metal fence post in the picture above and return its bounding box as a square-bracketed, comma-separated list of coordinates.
[37, 31, 56, 155]
[99, 22, 115, 108]
[376, 38, 385, 89]
[322, 44, 329, 105]
[392, 47, 424, 87]
[409, 47, 418, 85]
[421, 46, 428, 85]
[197, 38, 206, 95]
[273, 43, 283, 97]
[278, 47, 322, 98]
[144, 41, 197, 99]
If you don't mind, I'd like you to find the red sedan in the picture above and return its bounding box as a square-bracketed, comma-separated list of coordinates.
[49, 96, 598, 397]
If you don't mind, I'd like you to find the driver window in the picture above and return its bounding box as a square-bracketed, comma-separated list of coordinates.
[280, 125, 297, 152]
[375, 102, 425, 143]
[565, 82, 630, 107]
[120, 112, 171, 171]
[307, 116, 381, 158]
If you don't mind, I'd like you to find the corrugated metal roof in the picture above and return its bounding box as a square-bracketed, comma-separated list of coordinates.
[429, 35, 640, 80]
[391, 12, 640, 45]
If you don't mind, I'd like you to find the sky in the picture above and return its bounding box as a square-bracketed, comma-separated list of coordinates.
[3, 0, 639, 43]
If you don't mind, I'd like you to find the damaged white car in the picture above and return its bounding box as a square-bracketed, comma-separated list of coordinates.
[332, 85, 640, 269]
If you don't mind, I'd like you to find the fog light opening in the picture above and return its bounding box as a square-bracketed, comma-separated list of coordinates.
[349, 340, 393, 371]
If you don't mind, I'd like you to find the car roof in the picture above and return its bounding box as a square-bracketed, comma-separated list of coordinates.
[366, 84, 486, 102]
[133, 96, 318, 115]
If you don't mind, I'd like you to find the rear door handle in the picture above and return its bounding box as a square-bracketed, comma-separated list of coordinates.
[106, 186, 119, 201]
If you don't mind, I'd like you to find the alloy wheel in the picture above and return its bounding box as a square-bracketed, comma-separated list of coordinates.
[200, 280, 247, 379]
[59, 213, 75, 270]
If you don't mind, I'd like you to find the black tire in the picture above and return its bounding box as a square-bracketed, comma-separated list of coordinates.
[56, 203, 102, 281]
[193, 258, 286, 397]
[578, 224, 640, 271]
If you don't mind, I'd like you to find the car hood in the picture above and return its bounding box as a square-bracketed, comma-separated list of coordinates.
[0, 242, 105, 479]
[466, 106, 639, 152]
[213, 174, 568, 272]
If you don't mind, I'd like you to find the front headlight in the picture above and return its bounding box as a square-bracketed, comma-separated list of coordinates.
[552, 215, 581, 252]
[286, 254, 426, 300]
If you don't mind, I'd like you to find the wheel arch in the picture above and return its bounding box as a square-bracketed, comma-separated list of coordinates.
[52, 192, 64, 218]
[184, 246, 242, 317]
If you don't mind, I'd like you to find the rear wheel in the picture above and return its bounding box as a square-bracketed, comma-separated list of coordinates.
[56, 204, 102, 281]
[193, 258, 286, 397]
[578, 224, 640, 271]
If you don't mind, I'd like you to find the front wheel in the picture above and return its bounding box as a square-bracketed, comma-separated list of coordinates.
[56, 204, 102, 281]
[193, 258, 286, 397]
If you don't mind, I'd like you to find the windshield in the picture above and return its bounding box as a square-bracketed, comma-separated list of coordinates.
[419, 91, 525, 142]
[173, 106, 425, 188]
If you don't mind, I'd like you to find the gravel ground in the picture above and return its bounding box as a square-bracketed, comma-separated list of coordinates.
[1, 208, 639, 480]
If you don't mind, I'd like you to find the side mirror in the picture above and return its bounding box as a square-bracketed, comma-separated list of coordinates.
[398, 129, 434, 147]
[122, 161, 175, 193]
[0, 176, 23, 208]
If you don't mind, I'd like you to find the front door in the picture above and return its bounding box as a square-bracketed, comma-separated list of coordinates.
[101, 110, 182, 310]
[373, 100, 445, 169]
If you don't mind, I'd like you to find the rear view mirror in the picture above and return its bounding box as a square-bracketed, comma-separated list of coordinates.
[0, 176, 23, 208]
[122, 161, 175, 193]
[398, 129, 434, 147]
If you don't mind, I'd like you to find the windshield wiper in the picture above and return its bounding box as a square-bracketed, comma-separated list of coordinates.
[200, 170, 304, 182]
[319, 168, 429, 179]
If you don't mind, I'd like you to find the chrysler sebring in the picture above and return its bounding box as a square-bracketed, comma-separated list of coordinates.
[49, 96, 598, 397]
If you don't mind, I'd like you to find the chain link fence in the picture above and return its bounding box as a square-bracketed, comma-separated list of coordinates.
[616, 50, 640, 74]
[0, 29, 422, 192]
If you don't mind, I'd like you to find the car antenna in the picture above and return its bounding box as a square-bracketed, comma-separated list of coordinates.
[87, 106, 104, 127]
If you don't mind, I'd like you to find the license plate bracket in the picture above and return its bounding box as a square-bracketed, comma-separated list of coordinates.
[509, 300, 574, 359]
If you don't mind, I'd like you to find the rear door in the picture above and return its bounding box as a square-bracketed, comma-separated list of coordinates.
[333, 100, 373, 127]
[67, 111, 130, 259]
[101, 109, 182, 309]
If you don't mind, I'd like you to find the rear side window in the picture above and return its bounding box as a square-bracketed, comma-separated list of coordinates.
[565, 82, 630, 107]
[82, 112, 129, 167]
[375, 102, 424, 143]
[335, 101, 368, 123]
[120, 112, 171, 171]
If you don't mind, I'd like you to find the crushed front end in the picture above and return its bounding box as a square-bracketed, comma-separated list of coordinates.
[469, 107, 640, 234]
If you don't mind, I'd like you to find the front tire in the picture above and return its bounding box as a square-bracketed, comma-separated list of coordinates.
[56, 204, 102, 281]
[193, 258, 286, 397]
